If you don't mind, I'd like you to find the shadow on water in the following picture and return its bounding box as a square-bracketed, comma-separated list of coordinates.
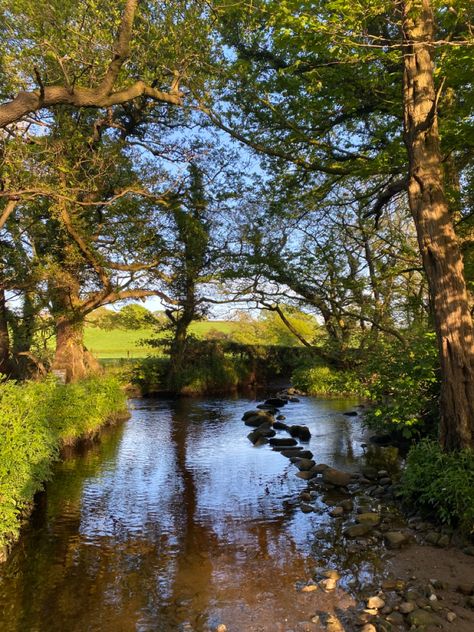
[0, 395, 390, 631]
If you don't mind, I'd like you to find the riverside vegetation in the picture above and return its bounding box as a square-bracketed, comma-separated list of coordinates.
[0, 376, 127, 558]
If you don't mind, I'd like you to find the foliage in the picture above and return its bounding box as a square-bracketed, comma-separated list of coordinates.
[292, 360, 363, 397]
[92, 305, 159, 331]
[363, 333, 440, 439]
[401, 440, 474, 534]
[130, 357, 170, 396]
[0, 376, 127, 550]
[230, 308, 319, 347]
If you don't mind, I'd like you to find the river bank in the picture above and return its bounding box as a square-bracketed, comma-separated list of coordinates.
[0, 375, 128, 562]
[238, 391, 474, 631]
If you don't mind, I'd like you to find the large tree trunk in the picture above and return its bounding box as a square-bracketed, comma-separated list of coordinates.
[0, 288, 11, 376]
[53, 317, 88, 383]
[402, 0, 474, 450]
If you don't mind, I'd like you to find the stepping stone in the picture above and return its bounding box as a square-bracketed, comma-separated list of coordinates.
[265, 398, 288, 407]
[288, 425, 311, 441]
[269, 437, 297, 447]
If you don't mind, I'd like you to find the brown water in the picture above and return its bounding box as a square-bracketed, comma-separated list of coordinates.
[0, 395, 378, 632]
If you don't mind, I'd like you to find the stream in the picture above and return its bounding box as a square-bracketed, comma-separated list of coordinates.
[0, 394, 390, 631]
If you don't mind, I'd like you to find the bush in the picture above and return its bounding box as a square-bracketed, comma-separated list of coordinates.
[292, 361, 364, 396]
[0, 376, 127, 551]
[401, 440, 474, 534]
[363, 332, 439, 439]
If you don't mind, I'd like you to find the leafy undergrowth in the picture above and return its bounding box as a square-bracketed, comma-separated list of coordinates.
[0, 376, 127, 552]
[291, 362, 364, 397]
[401, 440, 474, 535]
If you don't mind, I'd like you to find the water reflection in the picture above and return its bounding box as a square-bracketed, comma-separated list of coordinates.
[0, 395, 366, 631]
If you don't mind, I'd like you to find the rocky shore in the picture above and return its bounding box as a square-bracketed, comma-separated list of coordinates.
[241, 391, 474, 632]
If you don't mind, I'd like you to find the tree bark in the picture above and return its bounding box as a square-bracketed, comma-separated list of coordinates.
[402, 0, 474, 450]
[52, 317, 99, 383]
[0, 288, 11, 376]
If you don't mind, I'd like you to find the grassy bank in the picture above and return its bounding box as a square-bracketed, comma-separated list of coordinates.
[0, 376, 127, 558]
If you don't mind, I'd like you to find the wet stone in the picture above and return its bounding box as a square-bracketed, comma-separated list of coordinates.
[329, 506, 344, 518]
[357, 513, 380, 526]
[399, 601, 416, 614]
[384, 531, 409, 549]
[278, 447, 304, 456]
[295, 458, 316, 471]
[288, 425, 312, 442]
[265, 397, 288, 407]
[386, 611, 404, 626]
[313, 463, 329, 473]
[367, 596, 385, 609]
[407, 609, 443, 628]
[344, 524, 374, 538]
[269, 437, 297, 447]
[340, 498, 354, 512]
[322, 467, 352, 487]
[296, 470, 317, 480]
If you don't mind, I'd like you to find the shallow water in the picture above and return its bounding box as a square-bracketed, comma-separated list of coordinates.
[0, 395, 377, 631]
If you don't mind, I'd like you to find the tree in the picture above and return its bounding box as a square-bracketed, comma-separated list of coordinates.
[401, 0, 474, 450]
[163, 164, 211, 389]
[212, 0, 474, 448]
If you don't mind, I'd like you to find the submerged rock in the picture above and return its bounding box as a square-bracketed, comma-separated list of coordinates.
[344, 523, 374, 538]
[407, 609, 443, 628]
[357, 512, 380, 526]
[343, 411, 358, 416]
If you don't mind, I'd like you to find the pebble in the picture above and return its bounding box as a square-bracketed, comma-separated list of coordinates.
[399, 601, 415, 614]
[446, 611, 457, 623]
[216, 626, 227, 632]
[300, 584, 317, 593]
[360, 625, 376, 632]
[367, 595, 385, 609]
[319, 577, 338, 592]
[386, 611, 404, 625]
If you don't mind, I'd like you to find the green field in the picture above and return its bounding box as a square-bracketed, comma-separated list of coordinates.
[84, 321, 239, 359]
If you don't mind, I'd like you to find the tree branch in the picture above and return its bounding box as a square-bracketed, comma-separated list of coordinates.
[0, 0, 183, 128]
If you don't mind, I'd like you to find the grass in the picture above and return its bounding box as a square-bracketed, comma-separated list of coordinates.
[0, 376, 127, 555]
[84, 320, 240, 359]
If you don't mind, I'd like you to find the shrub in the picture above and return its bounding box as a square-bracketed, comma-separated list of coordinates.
[0, 376, 127, 551]
[400, 440, 474, 534]
[292, 361, 364, 396]
[363, 332, 439, 439]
